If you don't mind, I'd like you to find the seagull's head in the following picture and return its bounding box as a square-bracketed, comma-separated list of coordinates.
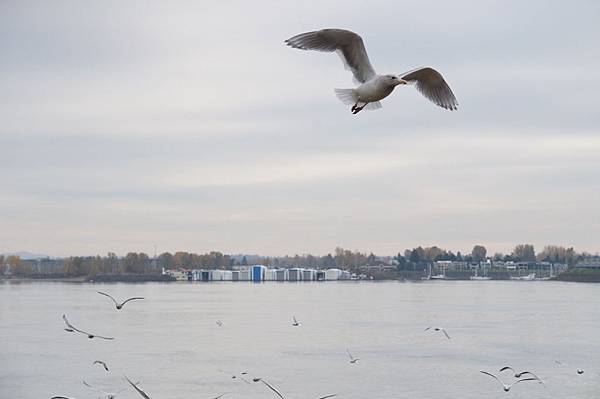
[386, 74, 407, 86]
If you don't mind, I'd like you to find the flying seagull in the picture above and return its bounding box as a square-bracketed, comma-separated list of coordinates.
[292, 316, 300, 327]
[346, 349, 359, 364]
[285, 28, 457, 114]
[555, 360, 584, 374]
[97, 291, 145, 310]
[125, 376, 151, 399]
[425, 326, 451, 339]
[62, 314, 114, 340]
[93, 360, 109, 371]
[82, 380, 127, 399]
[219, 369, 251, 384]
[480, 371, 538, 392]
[253, 378, 285, 399]
[253, 377, 336, 399]
[216, 320, 224, 327]
[499, 367, 544, 384]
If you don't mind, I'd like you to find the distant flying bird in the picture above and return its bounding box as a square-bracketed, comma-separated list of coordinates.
[346, 349, 359, 364]
[83, 380, 127, 399]
[62, 314, 114, 340]
[93, 360, 109, 371]
[292, 316, 300, 327]
[285, 28, 457, 114]
[219, 369, 251, 384]
[425, 326, 451, 339]
[480, 371, 538, 392]
[499, 367, 544, 384]
[253, 377, 336, 399]
[216, 320, 224, 327]
[97, 291, 145, 310]
[125, 376, 151, 399]
[555, 360, 584, 374]
[253, 378, 285, 399]
[51, 397, 76, 399]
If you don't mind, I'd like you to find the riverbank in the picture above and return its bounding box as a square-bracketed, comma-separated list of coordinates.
[552, 269, 600, 282]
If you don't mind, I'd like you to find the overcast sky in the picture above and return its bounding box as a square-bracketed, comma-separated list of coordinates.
[1, 0, 599, 257]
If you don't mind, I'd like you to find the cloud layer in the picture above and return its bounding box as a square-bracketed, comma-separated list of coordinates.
[1, 0, 599, 256]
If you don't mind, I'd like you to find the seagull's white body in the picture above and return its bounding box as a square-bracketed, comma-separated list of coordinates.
[285, 28, 458, 114]
[355, 76, 396, 103]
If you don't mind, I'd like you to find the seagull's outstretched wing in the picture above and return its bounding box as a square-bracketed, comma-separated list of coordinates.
[400, 67, 458, 110]
[125, 376, 151, 399]
[258, 379, 285, 399]
[62, 314, 91, 336]
[121, 297, 145, 307]
[480, 370, 502, 386]
[285, 29, 377, 83]
[97, 291, 119, 306]
[93, 360, 109, 371]
[511, 377, 538, 388]
[441, 328, 451, 340]
[499, 366, 515, 373]
[317, 395, 337, 399]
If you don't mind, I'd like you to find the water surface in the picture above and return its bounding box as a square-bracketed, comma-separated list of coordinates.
[1, 280, 599, 398]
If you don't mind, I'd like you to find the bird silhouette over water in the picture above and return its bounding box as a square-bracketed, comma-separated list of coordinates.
[555, 360, 584, 374]
[83, 380, 127, 399]
[425, 326, 451, 339]
[499, 366, 544, 384]
[62, 314, 114, 340]
[346, 349, 359, 364]
[480, 370, 538, 392]
[125, 376, 151, 399]
[253, 378, 336, 399]
[97, 291, 145, 310]
[292, 316, 300, 327]
[285, 28, 457, 114]
[93, 360, 109, 371]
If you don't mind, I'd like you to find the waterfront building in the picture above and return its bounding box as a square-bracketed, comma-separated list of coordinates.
[252, 265, 267, 282]
[325, 268, 342, 280]
[289, 268, 304, 281]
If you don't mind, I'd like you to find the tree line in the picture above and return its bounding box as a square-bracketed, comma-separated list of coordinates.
[0, 244, 595, 277]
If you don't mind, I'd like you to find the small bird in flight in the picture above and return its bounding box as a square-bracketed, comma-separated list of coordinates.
[292, 316, 300, 327]
[346, 349, 359, 364]
[216, 320, 224, 327]
[93, 360, 109, 371]
[219, 369, 251, 384]
[97, 291, 145, 310]
[62, 314, 114, 340]
[83, 380, 127, 399]
[425, 326, 451, 339]
[499, 367, 544, 384]
[480, 371, 538, 392]
[125, 376, 151, 399]
[555, 360, 584, 374]
[253, 377, 336, 399]
[285, 28, 457, 114]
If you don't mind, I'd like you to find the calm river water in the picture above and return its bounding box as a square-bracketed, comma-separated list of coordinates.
[1, 280, 599, 398]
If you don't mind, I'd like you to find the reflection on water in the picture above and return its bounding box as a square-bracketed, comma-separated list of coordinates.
[1, 281, 599, 399]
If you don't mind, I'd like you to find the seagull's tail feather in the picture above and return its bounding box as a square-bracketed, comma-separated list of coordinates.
[334, 89, 382, 110]
[334, 88, 358, 105]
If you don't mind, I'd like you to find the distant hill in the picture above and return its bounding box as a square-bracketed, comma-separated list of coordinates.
[1, 251, 53, 260]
